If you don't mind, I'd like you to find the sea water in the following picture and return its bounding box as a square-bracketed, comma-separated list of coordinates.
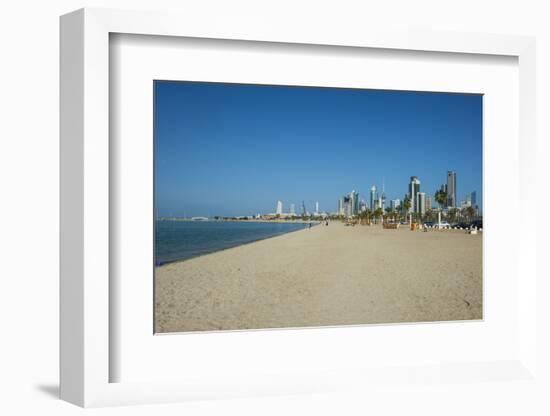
[155, 220, 310, 265]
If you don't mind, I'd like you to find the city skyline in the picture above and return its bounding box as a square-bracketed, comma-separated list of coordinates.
[155, 81, 482, 217]
[270, 170, 478, 218]
[159, 172, 480, 218]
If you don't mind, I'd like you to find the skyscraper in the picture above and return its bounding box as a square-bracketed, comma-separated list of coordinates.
[350, 190, 360, 215]
[447, 171, 457, 208]
[381, 179, 386, 211]
[426, 196, 432, 212]
[409, 176, 421, 213]
[338, 197, 344, 216]
[461, 195, 471, 209]
[290, 203, 295, 215]
[417, 192, 426, 216]
[390, 199, 401, 211]
[471, 191, 477, 207]
[315, 201, 319, 215]
[276, 200, 283, 215]
[301, 201, 307, 216]
[342, 195, 352, 217]
[340, 190, 360, 218]
[370, 186, 377, 211]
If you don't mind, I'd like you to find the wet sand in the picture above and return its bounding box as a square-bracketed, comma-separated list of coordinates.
[155, 223, 482, 333]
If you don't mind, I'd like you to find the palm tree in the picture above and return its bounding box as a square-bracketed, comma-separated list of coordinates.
[373, 208, 383, 224]
[435, 190, 447, 210]
[358, 209, 370, 225]
[385, 206, 397, 223]
[400, 197, 411, 223]
[425, 209, 436, 222]
[402, 197, 411, 214]
[448, 208, 459, 224]
[464, 206, 475, 222]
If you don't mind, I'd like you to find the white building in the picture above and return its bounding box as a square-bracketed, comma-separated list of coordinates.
[276, 200, 283, 215]
[390, 199, 401, 211]
[369, 186, 377, 210]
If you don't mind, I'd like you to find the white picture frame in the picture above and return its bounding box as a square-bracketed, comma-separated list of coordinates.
[60, 7, 537, 407]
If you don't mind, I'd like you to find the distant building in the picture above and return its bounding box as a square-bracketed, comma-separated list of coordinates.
[417, 192, 426, 216]
[381, 179, 386, 211]
[315, 201, 319, 215]
[276, 200, 283, 215]
[343, 195, 352, 217]
[289, 203, 295, 215]
[351, 190, 360, 215]
[461, 191, 478, 212]
[409, 176, 421, 213]
[390, 199, 401, 211]
[426, 196, 432, 211]
[340, 190, 360, 218]
[301, 201, 307, 216]
[370, 186, 377, 211]
[447, 171, 457, 208]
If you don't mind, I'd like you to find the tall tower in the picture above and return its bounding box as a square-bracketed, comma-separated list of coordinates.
[370, 186, 377, 211]
[417, 192, 426, 216]
[349, 190, 360, 215]
[276, 200, 283, 215]
[290, 203, 295, 215]
[381, 178, 386, 211]
[343, 195, 352, 218]
[315, 201, 320, 214]
[426, 196, 432, 211]
[447, 171, 457, 208]
[409, 176, 421, 213]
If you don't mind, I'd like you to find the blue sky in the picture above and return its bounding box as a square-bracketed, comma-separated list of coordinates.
[155, 81, 482, 217]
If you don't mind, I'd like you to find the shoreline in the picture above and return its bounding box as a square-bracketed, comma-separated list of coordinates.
[156, 222, 319, 266]
[158, 218, 322, 224]
[155, 224, 482, 333]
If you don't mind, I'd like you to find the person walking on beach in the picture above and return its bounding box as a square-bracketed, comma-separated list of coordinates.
[325, 220, 328, 226]
[309, 222, 312, 229]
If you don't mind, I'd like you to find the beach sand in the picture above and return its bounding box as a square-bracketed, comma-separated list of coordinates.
[155, 224, 482, 333]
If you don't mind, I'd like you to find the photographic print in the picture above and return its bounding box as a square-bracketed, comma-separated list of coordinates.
[154, 81, 483, 333]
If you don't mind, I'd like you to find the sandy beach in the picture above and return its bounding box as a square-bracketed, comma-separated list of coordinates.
[155, 224, 482, 333]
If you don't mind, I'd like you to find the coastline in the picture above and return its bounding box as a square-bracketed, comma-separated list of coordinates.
[158, 218, 321, 224]
[156, 222, 318, 266]
[155, 224, 482, 333]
